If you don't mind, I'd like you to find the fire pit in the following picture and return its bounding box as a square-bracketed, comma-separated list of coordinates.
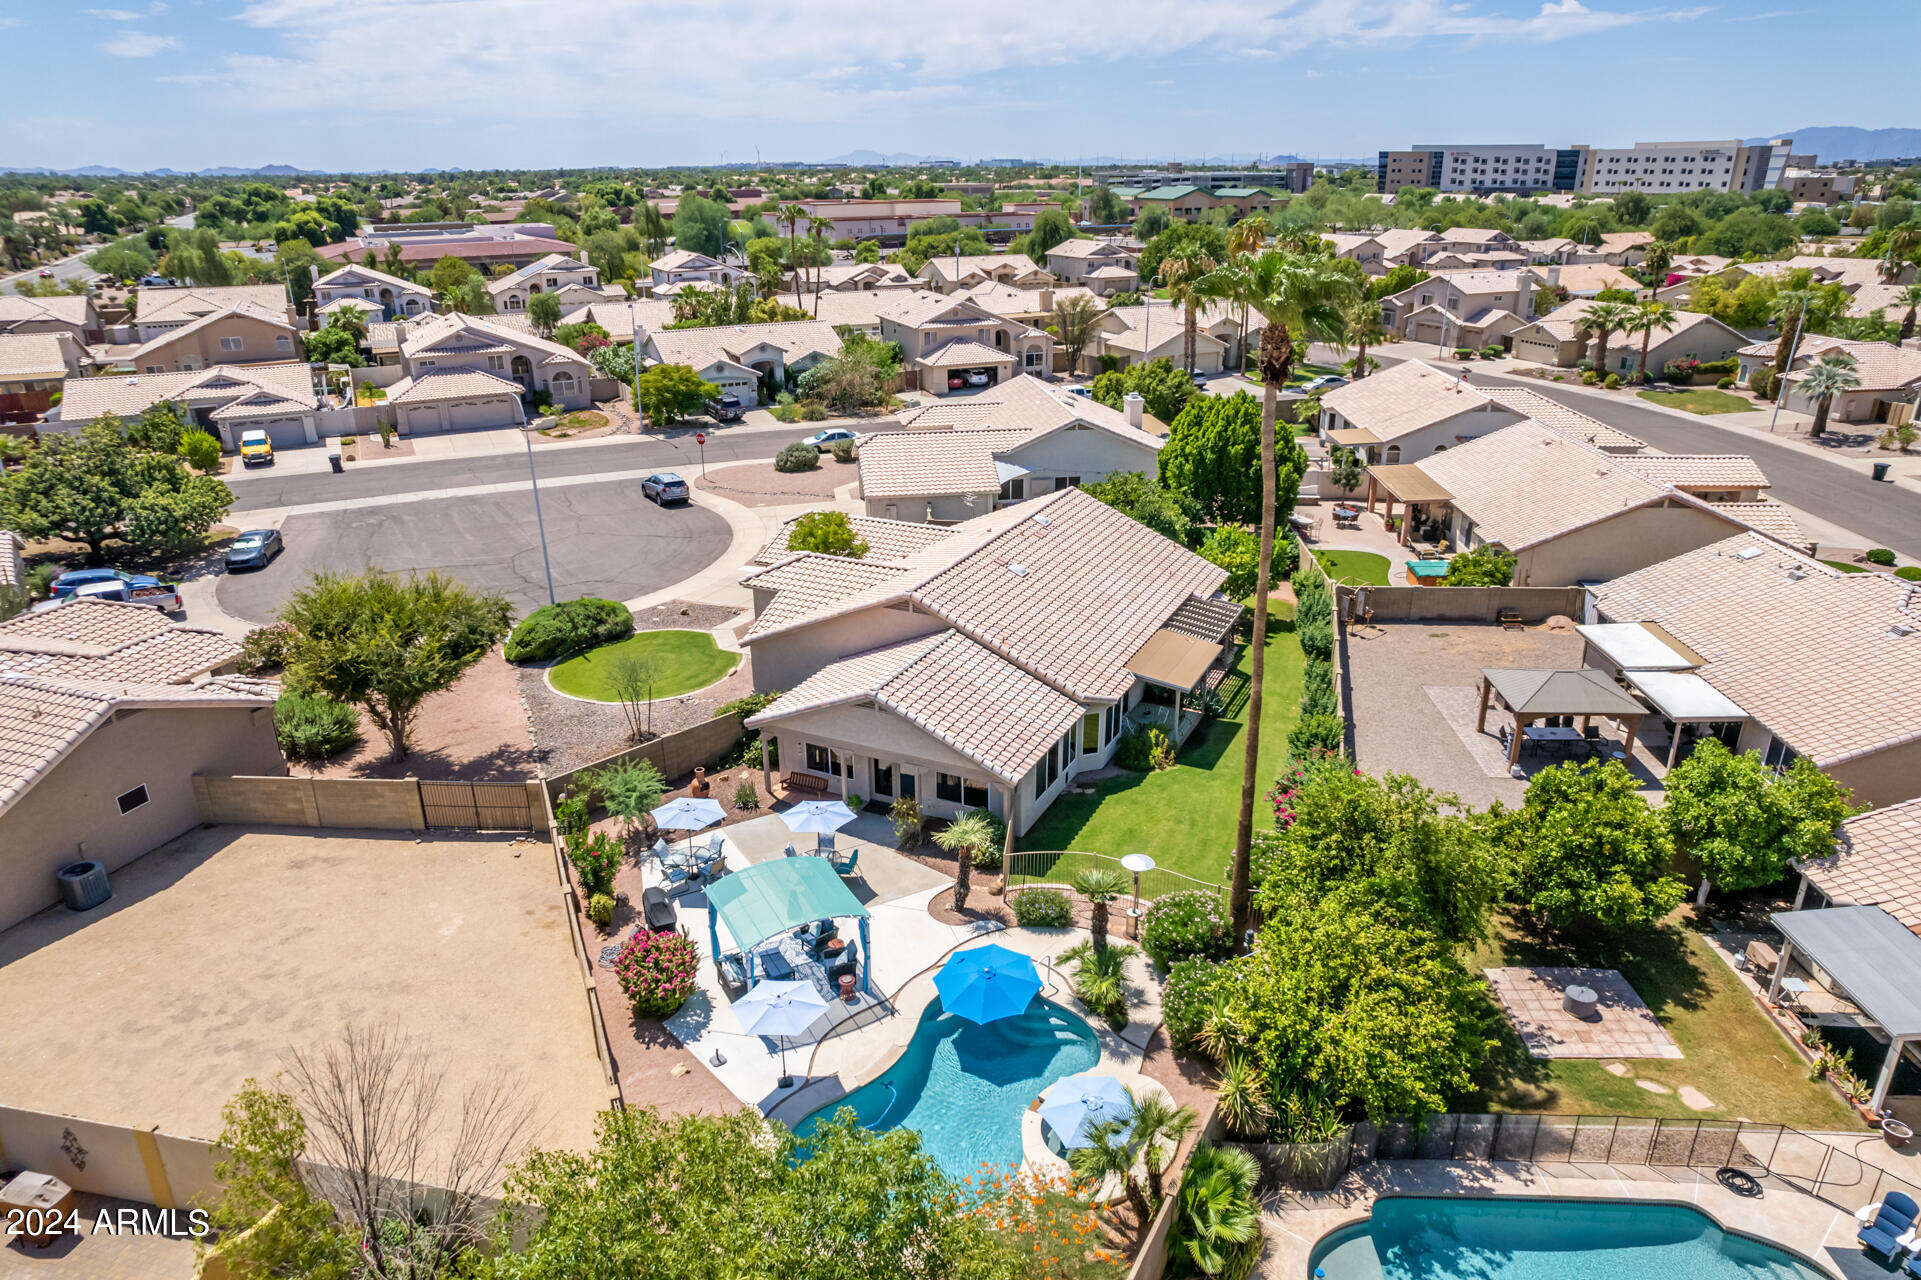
[1562, 984, 1600, 1021]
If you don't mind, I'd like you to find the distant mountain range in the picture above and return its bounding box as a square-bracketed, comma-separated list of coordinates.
[1750, 126, 1921, 164]
[0, 163, 322, 177]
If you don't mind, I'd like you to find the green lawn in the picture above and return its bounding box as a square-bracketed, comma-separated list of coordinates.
[549, 630, 740, 701]
[1283, 361, 1345, 388]
[1313, 550, 1392, 586]
[1636, 388, 1750, 416]
[1821, 559, 1868, 574]
[1463, 912, 1862, 1129]
[1016, 603, 1303, 883]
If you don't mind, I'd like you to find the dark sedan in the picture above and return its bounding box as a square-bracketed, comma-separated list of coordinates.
[225, 528, 283, 571]
[642, 472, 690, 505]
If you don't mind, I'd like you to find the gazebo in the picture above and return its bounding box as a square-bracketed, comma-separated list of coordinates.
[707, 857, 873, 995]
[1770, 906, 1921, 1112]
[1476, 667, 1648, 769]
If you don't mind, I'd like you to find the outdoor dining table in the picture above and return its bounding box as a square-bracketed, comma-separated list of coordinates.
[1523, 726, 1583, 742]
[1332, 504, 1362, 522]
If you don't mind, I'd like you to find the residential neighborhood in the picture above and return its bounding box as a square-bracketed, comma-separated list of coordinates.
[5, 29, 1921, 1278]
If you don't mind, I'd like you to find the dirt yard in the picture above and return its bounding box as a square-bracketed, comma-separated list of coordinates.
[693, 458, 855, 507]
[297, 643, 539, 780]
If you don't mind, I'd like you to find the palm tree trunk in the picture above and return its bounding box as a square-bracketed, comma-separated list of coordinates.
[1185, 301, 1196, 374]
[1091, 899, 1109, 952]
[955, 843, 973, 911]
[790, 222, 802, 311]
[1230, 325, 1286, 944]
[1903, 306, 1917, 342]
[1354, 336, 1369, 380]
[1593, 332, 1609, 375]
[1812, 397, 1831, 438]
[1637, 328, 1652, 379]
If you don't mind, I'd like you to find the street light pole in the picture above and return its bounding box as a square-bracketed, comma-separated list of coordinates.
[1768, 309, 1806, 434]
[518, 400, 556, 606]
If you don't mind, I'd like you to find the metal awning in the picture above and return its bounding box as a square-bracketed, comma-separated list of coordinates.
[1576, 621, 1702, 672]
[1772, 907, 1921, 1039]
[993, 460, 1031, 483]
[1625, 670, 1746, 722]
[1365, 463, 1454, 504]
[1161, 594, 1245, 644]
[1481, 667, 1647, 718]
[1328, 427, 1380, 447]
[1125, 628, 1222, 691]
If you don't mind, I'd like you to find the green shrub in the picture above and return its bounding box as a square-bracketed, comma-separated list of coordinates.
[614, 929, 698, 1018]
[237, 622, 295, 675]
[1011, 887, 1073, 928]
[1603, 373, 1621, 390]
[1286, 712, 1345, 756]
[273, 692, 360, 760]
[1453, 348, 1475, 360]
[799, 402, 829, 422]
[1717, 376, 1735, 389]
[1298, 616, 1333, 662]
[1751, 369, 1777, 400]
[1303, 658, 1333, 701]
[589, 757, 666, 833]
[1897, 566, 1921, 582]
[732, 778, 760, 810]
[177, 428, 221, 472]
[1140, 889, 1234, 970]
[587, 892, 615, 929]
[1300, 683, 1338, 719]
[504, 597, 634, 663]
[1277, 530, 1301, 579]
[1581, 370, 1600, 386]
[555, 790, 590, 842]
[829, 438, 856, 463]
[966, 809, 1008, 869]
[1866, 548, 1897, 566]
[1163, 957, 1229, 1055]
[775, 442, 820, 472]
[568, 829, 623, 897]
[1481, 344, 1504, 359]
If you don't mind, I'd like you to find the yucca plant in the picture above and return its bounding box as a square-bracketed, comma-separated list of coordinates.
[1195, 986, 1242, 1063]
[1060, 940, 1136, 1026]
[1215, 1053, 1274, 1139]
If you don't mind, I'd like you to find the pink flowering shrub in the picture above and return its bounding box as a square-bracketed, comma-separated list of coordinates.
[615, 929, 699, 1017]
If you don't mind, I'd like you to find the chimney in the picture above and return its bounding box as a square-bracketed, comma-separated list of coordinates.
[1517, 272, 1533, 319]
[1547, 264, 1561, 289]
[1123, 391, 1144, 429]
[1038, 288, 1054, 313]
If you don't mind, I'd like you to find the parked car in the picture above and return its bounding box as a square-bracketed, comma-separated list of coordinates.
[225, 528, 283, 571]
[704, 393, 744, 422]
[964, 370, 991, 387]
[1066, 385, 1094, 399]
[641, 472, 690, 505]
[238, 428, 274, 466]
[37, 269, 54, 279]
[48, 568, 181, 612]
[947, 373, 966, 390]
[1299, 374, 1348, 392]
[801, 427, 857, 450]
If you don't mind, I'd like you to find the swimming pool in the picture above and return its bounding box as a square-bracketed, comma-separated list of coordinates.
[792, 995, 1100, 1179]
[1311, 1196, 1829, 1280]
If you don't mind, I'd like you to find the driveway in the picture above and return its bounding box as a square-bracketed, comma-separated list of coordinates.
[215, 480, 733, 622]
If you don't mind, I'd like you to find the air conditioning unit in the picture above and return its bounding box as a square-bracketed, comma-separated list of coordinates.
[57, 860, 112, 912]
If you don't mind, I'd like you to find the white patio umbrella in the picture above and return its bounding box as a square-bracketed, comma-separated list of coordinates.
[650, 796, 727, 831]
[733, 978, 831, 1089]
[778, 800, 858, 851]
[1039, 1073, 1136, 1149]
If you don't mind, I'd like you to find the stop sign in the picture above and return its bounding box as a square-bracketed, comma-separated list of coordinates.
[695, 432, 706, 445]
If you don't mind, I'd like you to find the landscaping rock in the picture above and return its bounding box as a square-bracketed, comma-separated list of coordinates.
[1634, 1079, 1672, 1095]
[1679, 1086, 1716, 1111]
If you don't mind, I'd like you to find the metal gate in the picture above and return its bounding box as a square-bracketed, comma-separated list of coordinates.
[419, 780, 533, 830]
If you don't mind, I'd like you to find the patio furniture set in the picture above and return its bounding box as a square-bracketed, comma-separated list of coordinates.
[1856, 1192, 1921, 1271]
[783, 831, 861, 879]
[1496, 720, 1626, 763]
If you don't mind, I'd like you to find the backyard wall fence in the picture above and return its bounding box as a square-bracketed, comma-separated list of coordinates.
[541, 712, 744, 800]
[192, 775, 547, 832]
[1336, 584, 1588, 625]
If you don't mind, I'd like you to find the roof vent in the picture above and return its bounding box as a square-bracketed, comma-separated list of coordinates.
[1031, 514, 1051, 527]
[1733, 547, 1765, 561]
[1785, 570, 1807, 582]
[1892, 624, 1917, 638]
[1007, 563, 1029, 577]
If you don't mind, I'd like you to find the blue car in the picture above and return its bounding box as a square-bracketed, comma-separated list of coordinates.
[642, 472, 690, 505]
[52, 567, 140, 598]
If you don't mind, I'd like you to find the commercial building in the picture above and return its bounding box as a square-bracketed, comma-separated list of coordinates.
[1570, 139, 1793, 194]
[1377, 145, 1579, 195]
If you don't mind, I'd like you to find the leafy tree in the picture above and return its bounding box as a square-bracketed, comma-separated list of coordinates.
[1090, 357, 1197, 425]
[202, 1082, 358, 1280]
[1651, 204, 1704, 243]
[277, 569, 512, 761]
[1441, 544, 1516, 586]
[1048, 293, 1102, 374]
[788, 510, 869, 558]
[177, 429, 222, 473]
[672, 194, 732, 258]
[1158, 390, 1305, 527]
[1368, 262, 1429, 303]
[0, 417, 233, 559]
[1665, 740, 1855, 898]
[797, 333, 899, 413]
[853, 238, 881, 264]
[303, 321, 364, 368]
[1504, 760, 1685, 931]
[553, 321, 611, 354]
[1078, 471, 1195, 544]
[1801, 351, 1860, 438]
[1088, 186, 1129, 226]
[1614, 191, 1652, 226]
[127, 401, 187, 453]
[1342, 295, 1387, 380]
[494, 1108, 1022, 1280]
[1133, 206, 1170, 241]
[526, 290, 562, 336]
[429, 254, 478, 296]
[1328, 444, 1364, 494]
[636, 363, 720, 425]
[77, 198, 119, 235]
[1199, 524, 1259, 599]
[1138, 222, 1228, 292]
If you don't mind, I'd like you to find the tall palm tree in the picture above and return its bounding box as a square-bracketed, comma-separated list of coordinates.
[1198, 251, 1358, 943]
[1642, 240, 1673, 283]
[777, 203, 807, 310]
[1578, 300, 1636, 376]
[1882, 227, 1921, 283]
[1342, 296, 1387, 381]
[1128, 1090, 1198, 1206]
[1771, 288, 1816, 374]
[1067, 1119, 1151, 1237]
[1226, 217, 1270, 369]
[1069, 866, 1131, 952]
[1162, 241, 1217, 376]
[931, 807, 995, 913]
[1626, 300, 1678, 379]
[1802, 352, 1860, 438]
[1894, 284, 1921, 342]
[1175, 1143, 1263, 1278]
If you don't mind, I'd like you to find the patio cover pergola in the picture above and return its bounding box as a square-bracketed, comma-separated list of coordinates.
[707, 857, 872, 994]
[1620, 670, 1748, 768]
[1363, 464, 1455, 547]
[1476, 667, 1648, 769]
[1770, 906, 1921, 1110]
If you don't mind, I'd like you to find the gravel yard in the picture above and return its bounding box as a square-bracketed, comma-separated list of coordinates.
[692, 458, 854, 507]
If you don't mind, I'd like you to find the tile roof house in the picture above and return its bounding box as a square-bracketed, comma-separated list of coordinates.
[1538, 263, 1643, 298]
[1043, 239, 1140, 295]
[916, 253, 1055, 295]
[1569, 231, 1654, 267]
[487, 254, 621, 313]
[752, 514, 956, 566]
[0, 598, 283, 931]
[312, 264, 433, 320]
[1793, 798, 1921, 935]
[877, 293, 1053, 394]
[1510, 300, 1744, 373]
[53, 363, 323, 452]
[788, 261, 918, 294]
[1380, 270, 1538, 341]
[645, 250, 746, 297]
[738, 487, 1235, 834]
[386, 312, 594, 431]
[1318, 358, 1533, 461]
[1592, 533, 1921, 806]
[1371, 228, 1444, 268]
[0, 293, 103, 349]
[637, 319, 844, 408]
[132, 285, 293, 342]
[1736, 338, 1921, 425]
[1092, 299, 1256, 376]
[0, 333, 75, 422]
[126, 302, 305, 375]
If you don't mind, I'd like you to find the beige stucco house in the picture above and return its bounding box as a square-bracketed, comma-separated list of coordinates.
[1380, 270, 1537, 340]
[1044, 240, 1140, 295]
[312, 264, 433, 320]
[645, 250, 747, 297]
[384, 312, 595, 432]
[917, 253, 1054, 295]
[1510, 301, 1743, 372]
[0, 333, 75, 422]
[487, 253, 619, 313]
[132, 285, 293, 344]
[1739, 338, 1921, 425]
[0, 293, 103, 347]
[638, 319, 844, 406]
[55, 362, 324, 452]
[127, 303, 305, 374]
[877, 292, 1053, 394]
[0, 598, 283, 933]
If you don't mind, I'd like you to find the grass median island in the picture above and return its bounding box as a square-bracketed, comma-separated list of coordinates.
[548, 629, 739, 701]
[1636, 388, 1750, 416]
[1312, 549, 1392, 586]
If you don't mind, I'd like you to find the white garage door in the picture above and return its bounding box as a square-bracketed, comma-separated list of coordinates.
[1193, 348, 1224, 375]
[253, 416, 308, 448]
[404, 405, 444, 434]
[716, 375, 755, 402]
[447, 397, 509, 430]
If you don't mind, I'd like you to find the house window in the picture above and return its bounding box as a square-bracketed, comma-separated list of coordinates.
[963, 778, 990, 809]
[1763, 735, 1800, 772]
[936, 772, 963, 802]
[145, 365, 165, 374]
[1105, 703, 1121, 742]
[1025, 349, 1044, 368]
[999, 477, 1025, 501]
[805, 743, 840, 774]
[276, 335, 292, 350]
[1082, 712, 1101, 752]
[220, 336, 244, 352]
[488, 355, 505, 371]
[1053, 476, 1081, 491]
[900, 771, 916, 800]
[116, 784, 150, 815]
[551, 372, 575, 395]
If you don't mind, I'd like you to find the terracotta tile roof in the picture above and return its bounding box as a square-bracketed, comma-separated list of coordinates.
[641, 319, 843, 373]
[0, 531, 22, 592]
[1708, 500, 1807, 550]
[876, 292, 1000, 329]
[1543, 263, 1640, 294]
[1365, 227, 1439, 259]
[1797, 798, 1921, 934]
[314, 264, 421, 295]
[0, 333, 68, 381]
[1319, 358, 1489, 442]
[1045, 239, 1135, 262]
[919, 338, 1016, 369]
[0, 294, 93, 330]
[1414, 422, 1678, 550]
[59, 364, 317, 423]
[954, 282, 1098, 317]
[752, 515, 955, 566]
[136, 285, 288, 328]
[649, 249, 724, 273]
[919, 254, 1049, 283]
[746, 630, 1084, 783]
[129, 302, 299, 361]
[1594, 533, 1921, 764]
[856, 428, 1026, 500]
[738, 554, 908, 635]
[564, 298, 678, 336]
[1479, 387, 1645, 451]
[386, 368, 524, 405]
[1083, 265, 1140, 280]
[1435, 227, 1514, 245]
[1780, 340, 1921, 393]
[1618, 453, 1770, 490]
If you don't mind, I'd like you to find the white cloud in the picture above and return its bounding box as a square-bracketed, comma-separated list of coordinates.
[86, 7, 148, 18]
[100, 31, 181, 55]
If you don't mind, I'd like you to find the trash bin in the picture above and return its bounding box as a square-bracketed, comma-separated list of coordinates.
[328, 451, 343, 473]
[1873, 461, 1892, 481]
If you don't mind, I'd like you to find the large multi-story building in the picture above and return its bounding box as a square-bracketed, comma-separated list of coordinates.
[1377, 145, 1579, 195]
[1092, 165, 1314, 194]
[1569, 139, 1793, 194]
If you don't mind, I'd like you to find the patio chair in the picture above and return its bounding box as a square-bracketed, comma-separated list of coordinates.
[716, 951, 749, 994]
[1857, 1192, 1918, 1258]
[829, 848, 861, 880]
[641, 887, 678, 933]
[782, 843, 798, 858]
[826, 941, 860, 986]
[817, 833, 837, 855]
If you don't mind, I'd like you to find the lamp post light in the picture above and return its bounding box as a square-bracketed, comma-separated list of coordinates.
[1121, 852, 1155, 937]
[517, 398, 556, 606]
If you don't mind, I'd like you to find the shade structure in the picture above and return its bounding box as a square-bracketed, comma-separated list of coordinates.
[1769, 906, 1921, 1111]
[707, 856, 869, 955]
[1480, 667, 1647, 719]
[650, 796, 727, 830]
[1039, 1073, 1136, 1149]
[935, 943, 1041, 1025]
[732, 978, 831, 1039]
[1575, 622, 1701, 673]
[780, 800, 858, 835]
[1624, 670, 1746, 722]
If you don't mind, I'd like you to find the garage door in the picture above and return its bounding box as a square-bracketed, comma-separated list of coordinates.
[1194, 349, 1223, 374]
[405, 405, 444, 434]
[260, 416, 308, 448]
[448, 397, 509, 430]
[717, 376, 754, 401]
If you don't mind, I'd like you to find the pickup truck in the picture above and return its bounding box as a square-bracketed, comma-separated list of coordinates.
[48, 567, 183, 613]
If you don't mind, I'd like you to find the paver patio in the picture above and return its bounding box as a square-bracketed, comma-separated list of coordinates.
[1486, 967, 1683, 1060]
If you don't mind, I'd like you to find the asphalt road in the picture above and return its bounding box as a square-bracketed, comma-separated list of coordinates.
[0, 249, 99, 296]
[215, 482, 732, 623]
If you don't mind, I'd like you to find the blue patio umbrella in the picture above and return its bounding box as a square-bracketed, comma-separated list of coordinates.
[1039, 1073, 1136, 1149]
[733, 978, 830, 1089]
[650, 796, 727, 831]
[935, 943, 1041, 1025]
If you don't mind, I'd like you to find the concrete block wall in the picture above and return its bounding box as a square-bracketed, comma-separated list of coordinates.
[194, 775, 426, 830]
[1337, 585, 1587, 624]
[543, 713, 744, 799]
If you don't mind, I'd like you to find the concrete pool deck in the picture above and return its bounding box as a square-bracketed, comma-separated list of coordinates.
[1255, 1158, 1888, 1279]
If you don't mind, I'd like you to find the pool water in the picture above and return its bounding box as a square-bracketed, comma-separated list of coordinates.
[792, 996, 1099, 1179]
[1312, 1197, 1827, 1280]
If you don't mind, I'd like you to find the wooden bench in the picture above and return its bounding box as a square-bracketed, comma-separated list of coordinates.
[783, 772, 830, 796]
[1497, 607, 1524, 630]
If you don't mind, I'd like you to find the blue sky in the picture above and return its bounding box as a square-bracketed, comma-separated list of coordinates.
[2, 0, 1914, 172]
